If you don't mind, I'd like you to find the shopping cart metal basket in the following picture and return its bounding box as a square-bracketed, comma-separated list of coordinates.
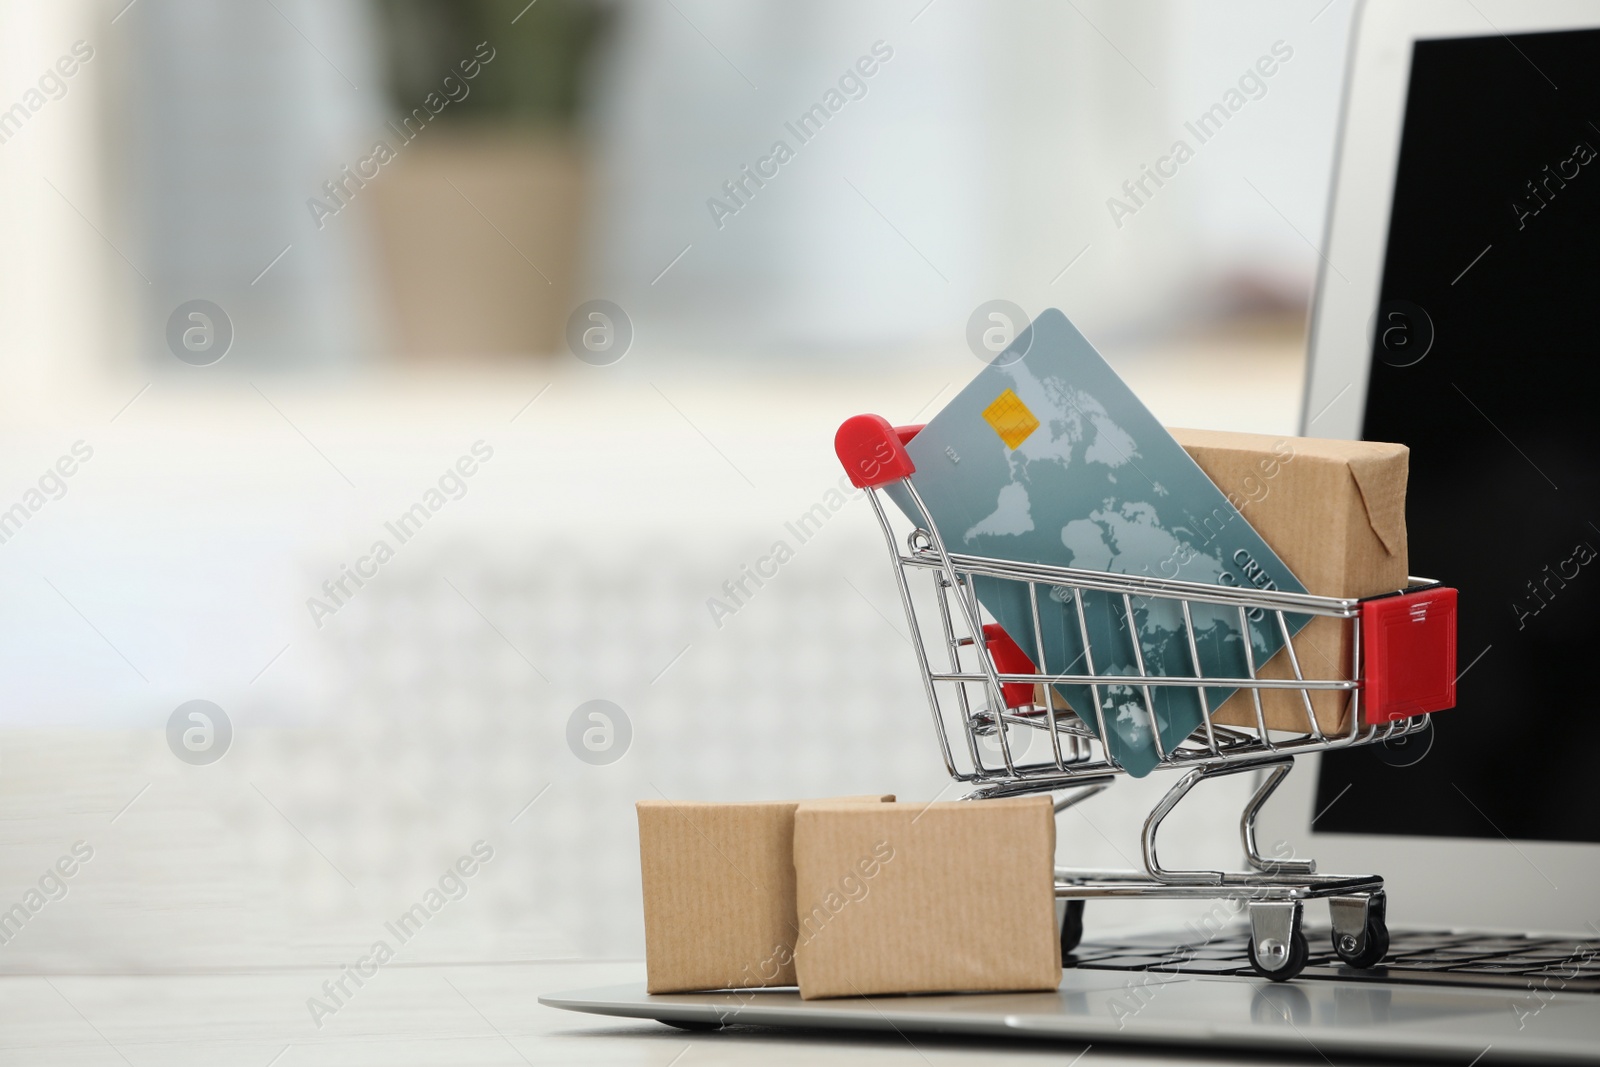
[836, 413, 1459, 981]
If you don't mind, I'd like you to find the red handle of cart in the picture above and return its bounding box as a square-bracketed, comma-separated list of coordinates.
[835, 415, 921, 488]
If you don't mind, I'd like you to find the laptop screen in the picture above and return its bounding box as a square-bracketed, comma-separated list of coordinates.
[1314, 26, 1600, 845]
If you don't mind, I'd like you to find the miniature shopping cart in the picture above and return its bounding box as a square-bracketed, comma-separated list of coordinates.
[835, 414, 1458, 982]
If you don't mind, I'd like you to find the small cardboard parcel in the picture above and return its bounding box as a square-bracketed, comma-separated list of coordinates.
[637, 795, 892, 995]
[793, 796, 1060, 999]
[1174, 428, 1409, 734]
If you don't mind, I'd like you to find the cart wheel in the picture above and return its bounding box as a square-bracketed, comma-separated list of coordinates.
[658, 1018, 724, 1032]
[1060, 899, 1085, 958]
[1248, 928, 1309, 982]
[1330, 891, 1390, 970]
[1333, 914, 1390, 969]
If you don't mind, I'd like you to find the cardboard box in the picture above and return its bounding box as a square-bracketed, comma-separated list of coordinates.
[637, 795, 892, 994]
[792, 796, 1060, 999]
[1170, 428, 1409, 733]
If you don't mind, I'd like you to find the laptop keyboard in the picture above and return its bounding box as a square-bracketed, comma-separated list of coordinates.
[1068, 930, 1600, 992]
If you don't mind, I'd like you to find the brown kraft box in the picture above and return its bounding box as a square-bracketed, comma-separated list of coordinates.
[1169, 427, 1410, 734]
[637, 795, 892, 994]
[792, 796, 1060, 1000]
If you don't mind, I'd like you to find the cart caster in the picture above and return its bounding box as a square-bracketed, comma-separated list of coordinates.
[1247, 900, 1308, 982]
[1329, 892, 1390, 969]
[1060, 899, 1085, 958]
[658, 1018, 724, 1031]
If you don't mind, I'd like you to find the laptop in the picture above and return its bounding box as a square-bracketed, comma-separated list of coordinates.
[542, 2, 1600, 1060]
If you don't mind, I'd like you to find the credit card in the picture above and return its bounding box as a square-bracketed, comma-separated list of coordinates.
[885, 309, 1307, 776]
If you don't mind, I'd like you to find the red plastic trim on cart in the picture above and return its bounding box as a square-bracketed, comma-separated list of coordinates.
[982, 624, 1039, 710]
[1360, 586, 1457, 723]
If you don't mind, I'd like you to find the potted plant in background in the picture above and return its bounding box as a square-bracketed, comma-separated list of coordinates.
[372, 0, 613, 358]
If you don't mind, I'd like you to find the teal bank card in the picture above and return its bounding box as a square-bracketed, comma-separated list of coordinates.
[886, 309, 1307, 776]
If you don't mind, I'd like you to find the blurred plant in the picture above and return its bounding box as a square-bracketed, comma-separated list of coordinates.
[376, 0, 613, 127]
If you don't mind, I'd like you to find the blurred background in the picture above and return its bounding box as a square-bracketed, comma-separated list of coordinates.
[0, 0, 1355, 973]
